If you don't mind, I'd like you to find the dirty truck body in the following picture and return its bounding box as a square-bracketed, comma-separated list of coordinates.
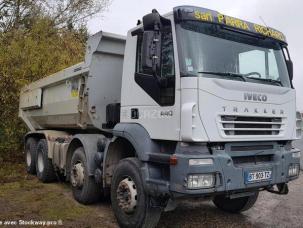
[19, 6, 301, 227]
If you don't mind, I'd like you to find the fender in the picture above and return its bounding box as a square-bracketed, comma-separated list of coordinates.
[68, 134, 107, 176]
[112, 123, 160, 161]
[112, 123, 171, 196]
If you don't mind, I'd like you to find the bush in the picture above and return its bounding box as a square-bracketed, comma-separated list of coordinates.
[0, 18, 87, 162]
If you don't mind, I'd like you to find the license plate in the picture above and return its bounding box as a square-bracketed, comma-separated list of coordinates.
[245, 170, 272, 183]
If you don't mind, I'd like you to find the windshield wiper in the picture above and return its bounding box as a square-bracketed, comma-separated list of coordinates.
[245, 76, 282, 86]
[198, 71, 246, 82]
[198, 71, 283, 86]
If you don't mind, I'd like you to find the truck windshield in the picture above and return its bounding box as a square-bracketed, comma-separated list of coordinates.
[176, 21, 291, 87]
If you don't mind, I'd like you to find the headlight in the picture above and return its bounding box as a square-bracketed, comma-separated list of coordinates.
[288, 164, 300, 177]
[292, 151, 301, 158]
[187, 174, 215, 189]
[189, 158, 213, 166]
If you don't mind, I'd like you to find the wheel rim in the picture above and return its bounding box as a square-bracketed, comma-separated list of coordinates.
[116, 177, 138, 214]
[71, 161, 85, 188]
[26, 150, 31, 166]
[37, 152, 44, 173]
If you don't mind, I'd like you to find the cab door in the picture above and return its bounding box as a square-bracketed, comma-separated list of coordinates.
[120, 17, 180, 141]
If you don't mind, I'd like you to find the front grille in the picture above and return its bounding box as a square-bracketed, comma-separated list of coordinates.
[232, 155, 274, 165]
[220, 115, 284, 136]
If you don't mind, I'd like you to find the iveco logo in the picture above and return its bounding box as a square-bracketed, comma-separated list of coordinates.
[244, 93, 267, 102]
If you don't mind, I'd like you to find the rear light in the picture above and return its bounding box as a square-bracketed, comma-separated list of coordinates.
[169, 155, 178, 166]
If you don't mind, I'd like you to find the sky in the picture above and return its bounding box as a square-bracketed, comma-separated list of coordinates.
[87, 0, 303, 111]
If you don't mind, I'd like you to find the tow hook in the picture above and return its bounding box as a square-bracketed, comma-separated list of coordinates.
[267, 183, 289, 195]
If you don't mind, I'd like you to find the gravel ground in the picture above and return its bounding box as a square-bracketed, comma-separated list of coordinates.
[0, 170, 302, 228]
[158, 173, 303, 228]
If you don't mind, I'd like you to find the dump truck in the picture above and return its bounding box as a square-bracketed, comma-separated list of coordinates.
[19, 5, 302, 228]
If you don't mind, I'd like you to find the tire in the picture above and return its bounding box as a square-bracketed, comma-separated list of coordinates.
[70, 147, 101, 204]
[111, 158, 162, 228]
[213, 192, 259, 213]
[25, 137, 38, 174]
[36, 139, 56, 183]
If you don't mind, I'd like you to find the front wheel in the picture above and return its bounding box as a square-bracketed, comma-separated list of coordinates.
[213, 192, 259, 213]
[111, 158, 162, 228]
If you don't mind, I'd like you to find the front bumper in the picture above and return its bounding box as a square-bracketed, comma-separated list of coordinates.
[169, 142, 300, 197]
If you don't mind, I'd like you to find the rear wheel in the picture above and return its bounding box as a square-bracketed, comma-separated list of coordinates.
[213, 192, 259, 213]
[36, 139, 56, 183]
[25, 137, 38, 174]
[111, 158, 162, 228]
[70, 147, 101, 204]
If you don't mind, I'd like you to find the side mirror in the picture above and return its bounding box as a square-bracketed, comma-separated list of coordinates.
[141, 30, 161, 75]
[143, 10, 162, 31]
[141, 31, 153, 70]
[286, 60, 293, 81]
[140, 9, 170, 76]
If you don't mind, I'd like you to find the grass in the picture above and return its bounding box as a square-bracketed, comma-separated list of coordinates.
[0, 181, 96, 220]
[0, 166, 108, 225]
[0, 162, 27, 184]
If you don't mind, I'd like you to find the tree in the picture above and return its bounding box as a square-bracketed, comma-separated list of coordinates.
[40, 0, 111, 28]
[0, 0, 34, 31]
[0, 0, 111, 32]
[0, 0, 111, 161]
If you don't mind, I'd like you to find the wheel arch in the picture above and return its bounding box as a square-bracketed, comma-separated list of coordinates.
[103, 136, 137, 187]
[112, 123, 157, 161]
[103, 123, 158, 187]
[66, 134, 106, 180]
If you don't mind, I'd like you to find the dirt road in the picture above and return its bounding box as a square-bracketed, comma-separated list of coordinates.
[0, 163, 302, 228]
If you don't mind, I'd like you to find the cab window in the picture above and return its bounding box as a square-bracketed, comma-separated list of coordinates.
[135, 24, 175, 106]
